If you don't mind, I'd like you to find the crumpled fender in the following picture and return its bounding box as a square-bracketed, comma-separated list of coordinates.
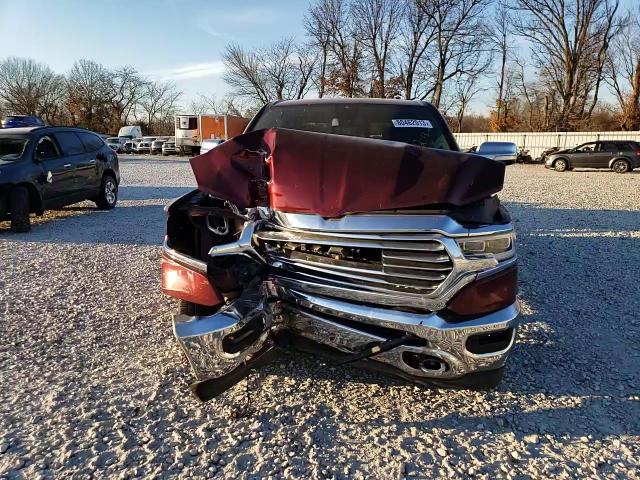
[190, 128, 505, 218]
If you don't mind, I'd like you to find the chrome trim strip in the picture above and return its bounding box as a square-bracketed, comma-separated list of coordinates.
[163, 237, 208, 274]
[257, 230, 447, 251]
[272, 211, 514, 237]
[475, 256, 517, 279]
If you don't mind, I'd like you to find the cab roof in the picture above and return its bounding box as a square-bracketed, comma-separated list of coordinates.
[0, 126, 101, 136]
[0, 126, 43, 135]
[273, 97, 435, 107]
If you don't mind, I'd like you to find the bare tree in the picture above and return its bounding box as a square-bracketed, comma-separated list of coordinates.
[0, 57, 65, 123]
[321, 0, 365, 97]
[189, 94, 243, 116]
[487, 0, 513, 130]
[223, 38, 316, 106]
[605, 9, 640, 130]
[108, 66, 148, 128]
[66, 59, 113, 131]
[139, 81, 182, 134]
[514, 0, 622, 130]
[353, 0, 403, 97]
[416, 0, 491, 109]
[305, 2, 333, 97]
[223, 43, 271, 104]
[294, 44, 318, 99]
[395, 0, 437, 99]
[452, 55, 491, 132]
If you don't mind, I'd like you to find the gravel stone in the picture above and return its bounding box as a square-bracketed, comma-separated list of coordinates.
[1, 159, 639, 479]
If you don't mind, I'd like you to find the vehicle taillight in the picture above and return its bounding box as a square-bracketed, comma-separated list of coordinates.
[636, 149, 640, 157]
[161, 257, 223, 307]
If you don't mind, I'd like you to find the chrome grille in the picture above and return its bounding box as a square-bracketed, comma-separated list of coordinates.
[255, 229, 454, 295]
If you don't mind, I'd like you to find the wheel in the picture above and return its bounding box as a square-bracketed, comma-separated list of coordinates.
[553, 158, 568, 172]
[612, 159, 630, 174]
[9, 186, 31, 233]
[95, 174, 118, 209]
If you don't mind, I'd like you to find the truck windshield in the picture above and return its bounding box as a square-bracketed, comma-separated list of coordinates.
[252, 103, 455, 150]
[0, 138, 28, 161]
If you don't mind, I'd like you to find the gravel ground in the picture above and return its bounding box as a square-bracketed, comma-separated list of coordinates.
[1, 157, 639, 479]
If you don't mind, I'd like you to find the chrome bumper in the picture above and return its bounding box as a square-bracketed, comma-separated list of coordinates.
[168, 212, 519, 384]
[172, 281, 519, 382]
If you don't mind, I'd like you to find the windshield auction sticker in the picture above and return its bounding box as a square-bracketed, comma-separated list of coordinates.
[391, 119, 433, 128]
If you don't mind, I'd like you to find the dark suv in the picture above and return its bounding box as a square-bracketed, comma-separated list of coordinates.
[0, 126, 120, 232]
[1, 115, 46, 129]
[545, 140, 640, 173]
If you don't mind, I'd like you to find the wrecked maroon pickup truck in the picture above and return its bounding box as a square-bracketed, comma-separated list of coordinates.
[162, 99, 519, 402]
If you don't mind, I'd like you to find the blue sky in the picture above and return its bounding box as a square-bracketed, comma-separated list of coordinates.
[0, 0, 636, 114]
[0, 0, 308, 104]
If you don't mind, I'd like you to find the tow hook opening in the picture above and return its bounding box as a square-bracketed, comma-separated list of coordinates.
[402, 352, 449, 373]
[465, 328, 514, 355]
[222, 313, 266, 354]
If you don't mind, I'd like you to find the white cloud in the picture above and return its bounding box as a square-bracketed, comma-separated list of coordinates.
[195, 6, 275, 40]
[149, 61, 226, 81]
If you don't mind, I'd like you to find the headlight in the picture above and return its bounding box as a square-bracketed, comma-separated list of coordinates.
[456, 231, 516, 261]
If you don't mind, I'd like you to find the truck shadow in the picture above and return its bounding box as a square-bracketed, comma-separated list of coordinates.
[264, 202, 640, 441]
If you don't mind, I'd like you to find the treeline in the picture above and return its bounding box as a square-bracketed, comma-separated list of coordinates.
[0, 57, 181, 135]
[223, 0, 640, 133]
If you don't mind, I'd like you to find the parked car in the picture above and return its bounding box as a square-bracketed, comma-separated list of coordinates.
[151, 137, 169, 154]
[0, 126, 120, 232]
[162, 99, 519, 402]
[199, 138, 223, 155]
[535, 146, 560, 164]
[122, 140, 135, 153]
[2, 116, 46, 128]
[476, 142, 518, 165]
[161, 137, 178, 156]
[105, 137, 126, 153]
[545, 140, 640, 173]
[134, 137, 157, 154]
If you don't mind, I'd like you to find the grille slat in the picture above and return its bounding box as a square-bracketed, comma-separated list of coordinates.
[259, 228, 454, 296]
[382, 251, 450, 263]
[256, 231, 445, 252]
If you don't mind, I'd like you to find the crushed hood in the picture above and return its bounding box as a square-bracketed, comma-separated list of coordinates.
[190, 128, 505, 218]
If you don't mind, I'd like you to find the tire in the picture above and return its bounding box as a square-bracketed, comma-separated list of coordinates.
[553, 158, 568, 172]
[95, 174, 118, 209]
[612, 159, 630, 174]
[9, 186, 31, 233]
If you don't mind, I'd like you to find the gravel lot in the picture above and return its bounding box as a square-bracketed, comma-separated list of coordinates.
[1, 156, 639, 479]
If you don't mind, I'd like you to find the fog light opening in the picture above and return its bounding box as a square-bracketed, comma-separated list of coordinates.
[402, 352, 448, 373]
[465, 328, 514, 355]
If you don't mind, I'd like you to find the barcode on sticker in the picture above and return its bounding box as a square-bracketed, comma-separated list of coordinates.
[392, 119, 433, 128]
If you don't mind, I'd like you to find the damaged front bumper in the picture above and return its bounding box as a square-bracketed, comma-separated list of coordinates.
[165, 212, 520, 401]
